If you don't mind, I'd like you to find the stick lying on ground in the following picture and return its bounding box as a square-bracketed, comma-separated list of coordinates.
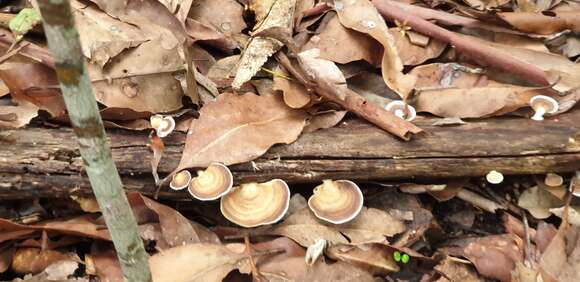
[372, 0, 551, 87]
[275, 51, 422, 140]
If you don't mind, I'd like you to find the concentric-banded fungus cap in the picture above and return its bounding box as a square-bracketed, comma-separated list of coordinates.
[385, 101, 416, 121]
[150, 114, 175, 137]
[530, 95, 558, 121]
[308, 180, 363, 224]
[544, 173, 563, 187]
[188, 163, 233, 201]
[170, 170, 191, 190]
[486, 170, 504, 184]
[220, 179, 290, 228]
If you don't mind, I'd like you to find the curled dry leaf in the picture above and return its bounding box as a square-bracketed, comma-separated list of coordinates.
[207, 55, 239, 87]
[303, 12, 382, 66]
[414, 87, 548, 118]
[539, 226, 580, 282]
[326, 242, 400, 274]
[303, 110, 347, 133]
[268, 204, 405, 247]
[335, 0, 416, 98]
[497, 11, 580, 35]
[389, 28, 447, 66]
[0, 101, 38, 129]
[150, 243, 248, 282]
[298, 48, 349, 101]
[175, 92, 307, 171]
[463, 234, 523, 281]
[232, 0, 296, 89]
[273, 65, 312, 109]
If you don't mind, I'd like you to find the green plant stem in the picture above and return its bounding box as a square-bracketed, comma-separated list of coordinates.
[36, 0, 151, 281]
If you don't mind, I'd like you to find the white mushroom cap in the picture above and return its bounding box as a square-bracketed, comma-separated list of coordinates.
[308, 180, 364, 224]
[220, 179, 290, 228]
[170, 170, 191, 190]
[188, 163, 233, 201]
[385, 100, 416, 121]
[150, 114, 176, 137]
[530, 95, 558, 121]
[486, 170, 504, 184]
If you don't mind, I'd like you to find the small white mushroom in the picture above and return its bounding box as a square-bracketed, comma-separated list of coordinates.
[150, 114, 176, 137]
[385, 101, 416, 121]
[544, 172, 564, 187]
[530, 95, 558, 121]
[486, 170, 504, 184]
[170, 170, 191, 190]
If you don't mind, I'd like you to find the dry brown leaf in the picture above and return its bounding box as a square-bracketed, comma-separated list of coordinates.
[335, 0, 416, 98]
[0, 245, 14, 273]
[298, 48, 349, 101]
[175, 92, 307, 170]
[269, 205, 405, 247]
[414, 87, 546, 118]
[0, 101, 38, 129]
[185, 18, 239, 51]
[411, 63, 502, 90]
[273, 65, 312, 108]
[464, 234, 523, 281]
[539, 226, 580, 281]
[498, 11, 580, 35]
[258, 256, 375, 282]
[326, 242, 400, 274]
[150, 243, 248, 282]
[127, 193, 220, 247]
[89, 243, 123, 282]
[434, 257, 480, 282]
[303, 12, 382, 65]
[389, 28, 447, 66]
[232, 0, 296, 88]
[11, 248, 77, 274]
[0, 63, 65, 117]
[189, 0, 246, 35]
[72, 2, 148, 67]
[303, 110, 347, 133]
[207, 55, 239, 88]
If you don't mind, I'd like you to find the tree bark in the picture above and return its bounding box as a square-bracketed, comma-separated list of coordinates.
[36, 1, 150, 281]
[2, 110, 579, 200]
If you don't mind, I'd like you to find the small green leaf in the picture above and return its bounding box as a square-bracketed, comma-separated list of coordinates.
[9, 8, 41, 41]
[401, 253, 410, 264]
[393, 251, 401, 262]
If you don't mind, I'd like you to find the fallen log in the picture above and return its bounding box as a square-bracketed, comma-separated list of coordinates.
[1, 109, 579, 199]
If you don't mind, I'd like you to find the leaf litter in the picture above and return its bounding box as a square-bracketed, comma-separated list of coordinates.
[1, 0, 580, 281]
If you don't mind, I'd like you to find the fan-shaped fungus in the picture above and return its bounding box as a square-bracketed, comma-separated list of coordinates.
[308, 180, 363, 224]
[188, 163, 233, 201]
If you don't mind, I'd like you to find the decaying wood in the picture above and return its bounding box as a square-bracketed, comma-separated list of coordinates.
[1, 109, 579, 200]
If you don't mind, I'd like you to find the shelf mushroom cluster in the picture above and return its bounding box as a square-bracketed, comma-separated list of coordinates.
[169, 165, 365, 227]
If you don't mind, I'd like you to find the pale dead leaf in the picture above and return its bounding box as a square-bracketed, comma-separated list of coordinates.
[258, 256, 375, 282]
[539, 226, 580, 282]
[434, 257, 480, 282]
[207, 55, 239, 88]
[518, 186, 564, 219]
[0, 101, 38, 129]
[298, 48, 348, 100]
[44, 260, 78, 281]
[11, 248, 77, 274]
[232, 0, 296, 88]
[303, 110, 347, 133]
[150, 243, 248, 282]
[175, 92, 307, 170]
[335, 0, 416, 98]
[498, 11, 580, 35]
[269, 207, 405, 247]
[302, 12, 381, 65]
[464, 234, 523, 281]
[189, 0, 246, 35]
[549, 206, 580, 226]
[410, 63, 502, 90]
[415, 87, 546, 118]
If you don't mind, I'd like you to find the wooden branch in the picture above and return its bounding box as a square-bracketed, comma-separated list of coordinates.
[372, 0, 550, 86]
[2, 110, 579, 200]
[36, 1, 150, 281]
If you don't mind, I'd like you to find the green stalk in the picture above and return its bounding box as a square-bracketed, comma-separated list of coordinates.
[36, 0, 151, 280]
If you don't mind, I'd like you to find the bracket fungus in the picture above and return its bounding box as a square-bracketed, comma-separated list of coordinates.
[544, 173, 564, 187]
[385, 100, 416, 121]
[188, 163, 233, 201]
[150, 114, 176, 137]
[486, 170, 504, 184]
[308, 180, 364, 224]
[529, 95, 558, 121]
[169, 170, 191, 190]
[220, 179, 290, 228]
